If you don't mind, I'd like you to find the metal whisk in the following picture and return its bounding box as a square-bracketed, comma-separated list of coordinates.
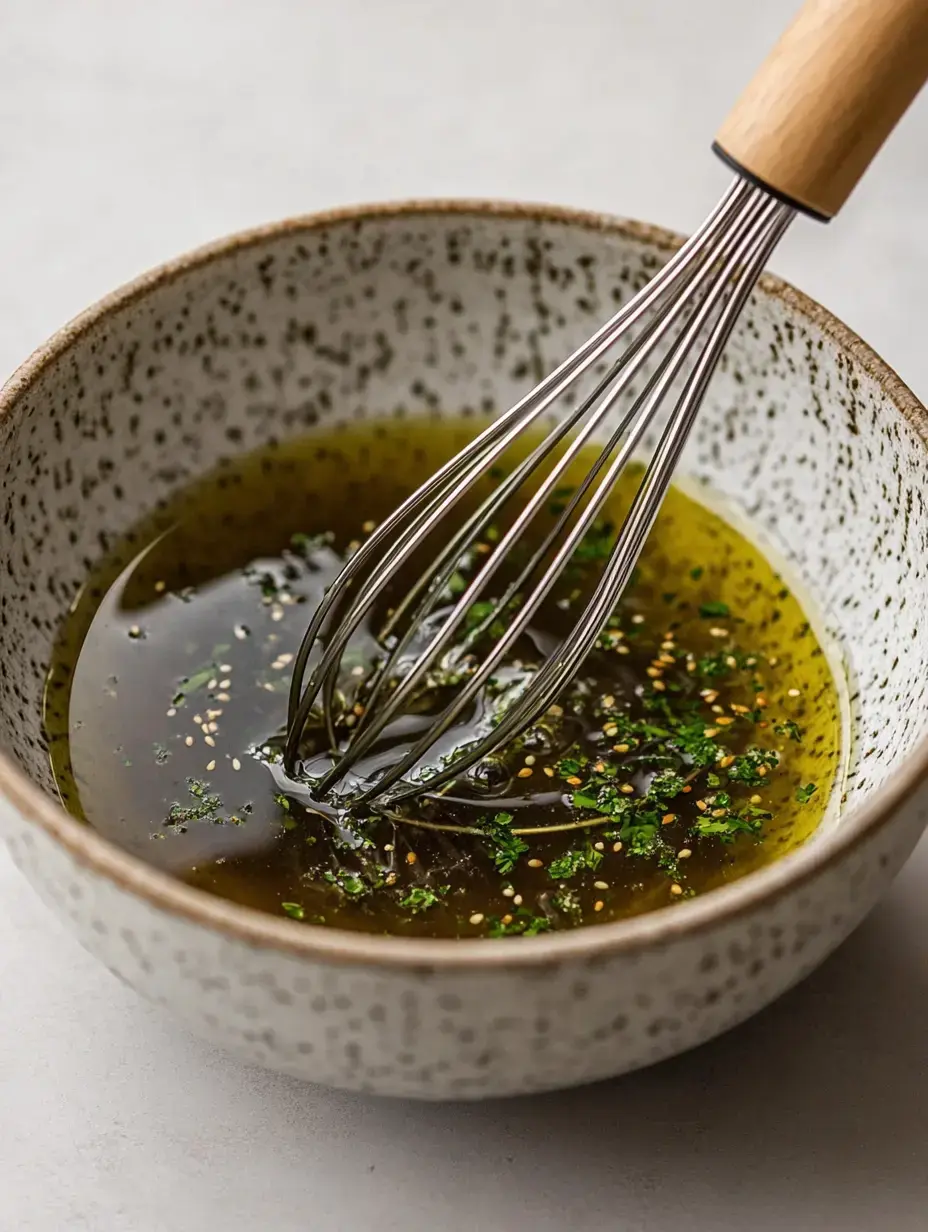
[286, 0, 928, 806]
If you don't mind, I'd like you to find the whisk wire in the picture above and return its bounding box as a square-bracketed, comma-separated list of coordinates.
[315, 192, 777, 792]
[285, 179, 794, 803]
[356, 194, 793, 804]
[284, 178, 752, 760]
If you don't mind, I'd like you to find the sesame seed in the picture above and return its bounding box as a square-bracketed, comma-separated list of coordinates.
[193, 714, 203, 725]
[362, 520, 377, 533]
[217, 693, 231, 702]
[185, 736, 194, 747]
[696, 799, 708, 811]
[701, 689, 719, 703]
[232, 758, 241, 771]
[603, 724, 618, 737]
[631, 614, 645, 624]
[154, 580, 166, 593]
[219, 664, 233, 673]
[712, 808, 727, 817]
[527, 858, 543, 868]
[602, 694, 615, 707]
[166, 708, 176, 718]
[682, 785, 692, 794]
[234, 625, 249, 640]
[501, 914, 513, 926]
[716, 716, 734, 726]
[678, 848, 692, 860]
[219, 679, 231, 690]
[406, 852, 417, 865]
[593, 841, 604, 851]
[612, 841, 623, 853]
[384, 843, 394, 852]
[757, 766, 768, 777]
[662, 813, 676, 825]
[271, 608, 284, 622]
[711, 704, 725, 714]
[517, 767, 533, 779]
[719, 755, 735, 768]
[704, 727, 720, 738]
[670, 884, 683, 896]
[206, 760, 216, 772]
[566, 775, 583, 787]
[709, 626, 729, 638]
[614, 743, 630, 753]
[594, 900, 605, 912]
[652, 680, 666, 692]
[351, 665, 365, 677]
[128, 624, 142, 638]
[208, 722, 219, 733]
[543, 766, 555, 777]
[768, 656, 778, 666]
[660, 640, 675, 651]
[547, 704, 564, 718]
[513, 895, 523, 907]
[204, 736, 216, 748]
[385, 872, 397, 886]
[524, 754, 536, 766]
[618, 645, 630, 655]
[620, 783, 635, 795]
[755, 695, 768, 708]
[594, 880, 609, 890]
[502, 886, 515, 897]
[646, 667, 662, 679]
[469, 913, 485, 925]
[750, 794, 762, 805]
[787, 687, 801, 697]
[593, 761, 606, 773]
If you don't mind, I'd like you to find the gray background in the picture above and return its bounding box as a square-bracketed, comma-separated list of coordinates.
[1, 2, 926, 1228]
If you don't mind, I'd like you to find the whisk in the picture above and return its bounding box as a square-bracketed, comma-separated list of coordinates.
[286, 0, 928, 806]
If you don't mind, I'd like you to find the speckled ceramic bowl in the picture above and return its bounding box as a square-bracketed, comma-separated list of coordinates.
[1, 202, 927, 1100]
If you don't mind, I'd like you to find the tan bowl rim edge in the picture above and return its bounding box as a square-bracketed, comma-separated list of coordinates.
[2, 197, 927, 972]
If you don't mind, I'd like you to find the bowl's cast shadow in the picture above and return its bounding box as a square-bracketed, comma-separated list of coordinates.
[227, 854, 928, 1218]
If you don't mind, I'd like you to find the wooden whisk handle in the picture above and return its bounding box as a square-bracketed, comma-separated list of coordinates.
[714, 0, 928, 219]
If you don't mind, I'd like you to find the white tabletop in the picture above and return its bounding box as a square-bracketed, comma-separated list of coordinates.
[2, 2, 927, 1228]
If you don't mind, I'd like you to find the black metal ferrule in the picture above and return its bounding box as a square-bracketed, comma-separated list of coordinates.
[711, 141, 832, 223]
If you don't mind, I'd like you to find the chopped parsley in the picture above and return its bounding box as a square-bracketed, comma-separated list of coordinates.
[775, 720, 804, 742]
[399, 885, 450, 913]
[480, 811, 528, 875]
[548, 842, 603, 880]
[487, 909, 551, 937]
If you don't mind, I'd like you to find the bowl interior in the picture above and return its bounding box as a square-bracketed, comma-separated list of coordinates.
[2, 206, 927, 844]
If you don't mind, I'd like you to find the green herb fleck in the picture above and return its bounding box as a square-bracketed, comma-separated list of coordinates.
[548, 842, 603, 881]
[481, 811, 529, 876]
[698, 601, 730, 619]
[399, 885, 450, 914]
[775, 720, 804, 742]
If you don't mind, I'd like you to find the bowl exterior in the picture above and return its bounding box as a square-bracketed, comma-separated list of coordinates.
[3, 787, 924, 1099]
[2, 203, 928, 1098]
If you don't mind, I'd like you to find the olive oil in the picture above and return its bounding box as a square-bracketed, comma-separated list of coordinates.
[45, 417, 843, 938]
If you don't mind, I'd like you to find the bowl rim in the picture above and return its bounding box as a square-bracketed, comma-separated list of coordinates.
[2, 197, 927, 971]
